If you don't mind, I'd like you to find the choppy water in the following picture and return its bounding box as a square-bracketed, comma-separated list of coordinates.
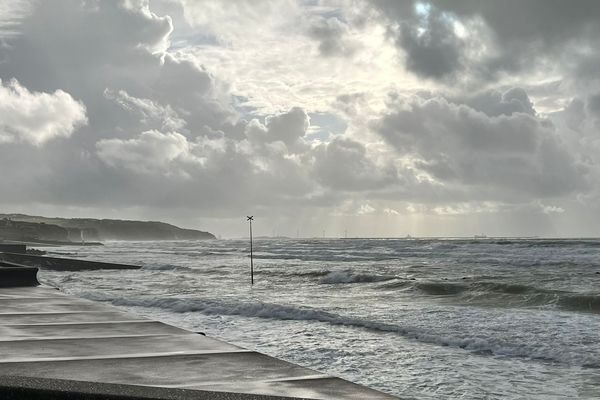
[39, 238, 600, 399]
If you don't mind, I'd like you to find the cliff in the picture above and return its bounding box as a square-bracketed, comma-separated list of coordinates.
[0, 214, 215, 241]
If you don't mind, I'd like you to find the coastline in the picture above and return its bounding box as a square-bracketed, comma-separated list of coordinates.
[0, 259, 396, 400]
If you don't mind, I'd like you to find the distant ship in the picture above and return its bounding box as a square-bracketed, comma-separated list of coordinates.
[474, 234, 488, 239]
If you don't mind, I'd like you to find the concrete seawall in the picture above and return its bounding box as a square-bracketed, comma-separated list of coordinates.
[0, 261, 39, 287]
[0, 252, 141, 271]
[0, 244, 27, 254]
[0, 263, 397, 399]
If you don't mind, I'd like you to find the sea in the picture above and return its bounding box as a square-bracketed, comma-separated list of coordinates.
[38, 238, 600, 399]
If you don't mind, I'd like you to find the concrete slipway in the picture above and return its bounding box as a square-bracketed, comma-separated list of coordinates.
[0, 261, 397, 399]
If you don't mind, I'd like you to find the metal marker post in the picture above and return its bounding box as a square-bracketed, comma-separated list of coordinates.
[247, 216, 254, 285]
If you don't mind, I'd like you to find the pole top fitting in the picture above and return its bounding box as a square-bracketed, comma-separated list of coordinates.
[247, 216, 254, 221]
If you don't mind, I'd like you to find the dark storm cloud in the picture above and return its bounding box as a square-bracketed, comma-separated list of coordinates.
[562, 98, 586, 132]
[454, 88, 536, 118]
[396, 6, 465, 79]
[585, 93, 600, 129]
[436, 0, 600, 48]
[371, 0, 600, 82]
[369, 0, 471, 80]
[313, 137, 399, 191]
[262, 107, 310, 146]
[586, 93, 600, 118]
[374, 92, 587, 198]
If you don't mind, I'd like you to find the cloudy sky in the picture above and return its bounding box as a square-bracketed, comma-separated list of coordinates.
[0, 0, 599, 238]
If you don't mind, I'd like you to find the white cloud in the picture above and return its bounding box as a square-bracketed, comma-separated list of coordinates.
[0, 78, 87, 146]
[357, 203, 376, 215]
[104, 89, 186, 131]
[432, 202, 500, 216]
[96, 130, 194, 174]
[175, 0, 412, 115]
[0, 0, 30, 39]
[536, 202, 565, 215]
[176, 0, 298, 44]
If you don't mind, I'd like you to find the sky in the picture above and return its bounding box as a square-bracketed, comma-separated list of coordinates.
[0, 0, 599, 238]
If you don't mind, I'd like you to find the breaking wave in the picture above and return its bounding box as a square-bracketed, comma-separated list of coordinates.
[288, 270, 332, 278]
[378, 280, 600, 313]
[141, 264, 194, 272]
[79, 291, 598, 367]
[319, 270, 395, 284]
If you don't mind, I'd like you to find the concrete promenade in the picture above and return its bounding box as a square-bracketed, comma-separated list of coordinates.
[0, 262, 397, 399]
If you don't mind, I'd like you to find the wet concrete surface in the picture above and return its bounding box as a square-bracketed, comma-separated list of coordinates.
[0, 375, 314, 400]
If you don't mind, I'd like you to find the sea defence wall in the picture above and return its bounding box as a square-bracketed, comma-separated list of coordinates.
[0, 243, 26, 254]
[0, 262, 396, 399]
[0, 252, 141, 271]
[0, 261, 39, 287]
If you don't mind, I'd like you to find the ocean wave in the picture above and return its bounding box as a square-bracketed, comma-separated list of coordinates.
[48, 251, 78, 256]
[377, 280, 414, 290]
[172, 250, 231, 257]
[81, 292, 341, 321]
[319, 270, 396, 284]
[506, 259, 600, 269]
[141, 264, 194, 272]
[378, 279, 600, 313]
[464, 290, 600, 313]
[253, 253, 400, 262]
[79, 292, 597, 366]
[60, 274, 76, 283]
[557, 294, 600, 313]
[290, 270, 332, 278]
[415, 281, 469, 295]
[253, 254, 304, 261]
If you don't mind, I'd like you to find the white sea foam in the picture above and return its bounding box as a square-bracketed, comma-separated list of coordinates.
[80, 291, 598, 367]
